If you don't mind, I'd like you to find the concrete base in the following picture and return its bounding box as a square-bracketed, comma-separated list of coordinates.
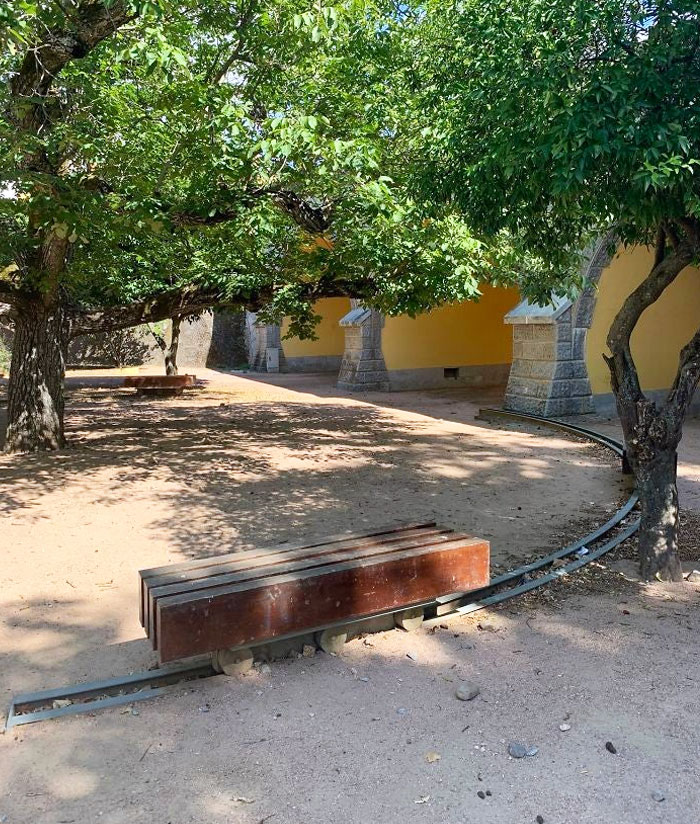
[592, 389, 700, 417]
[283, 355, 342, 373]
[387, 363, 511, 391]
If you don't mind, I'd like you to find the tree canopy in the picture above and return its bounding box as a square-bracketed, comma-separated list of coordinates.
[409, 0, 700, 264]
[0, 0, 556, 335]
[403, 0, 700, 579]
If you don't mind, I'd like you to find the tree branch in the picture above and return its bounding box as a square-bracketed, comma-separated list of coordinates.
[654, 225, 666, 267]
[70, 284, 234, 337]
[8, 1, 133, 141]
[608, 241, 694, 356]
[267, 190, 333, 234]
[666, 325, 700, 425]
[172, 188, 333, 235]
[70, 272, 359, 339]
[605, 236, 695, 433]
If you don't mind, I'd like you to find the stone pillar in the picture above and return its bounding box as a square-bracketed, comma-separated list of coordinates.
[504, 297, 594, 416]
[337, 301, 389, 391]
[245, 312, 286, 373]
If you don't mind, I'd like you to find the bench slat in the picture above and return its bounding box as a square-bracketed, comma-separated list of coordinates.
[146, 528, 458, 644]
[155, 536, 489, 662]
[139, 521, 437, 626]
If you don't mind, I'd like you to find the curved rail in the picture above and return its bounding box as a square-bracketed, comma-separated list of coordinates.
[5, 409, 639, 728]
[426, 407, 639, 620]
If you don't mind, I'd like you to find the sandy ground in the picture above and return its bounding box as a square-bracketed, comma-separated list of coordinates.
[0, 369, 699, 824]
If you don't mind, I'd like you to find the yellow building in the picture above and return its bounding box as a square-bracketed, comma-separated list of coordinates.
[248, 240, 700, 414]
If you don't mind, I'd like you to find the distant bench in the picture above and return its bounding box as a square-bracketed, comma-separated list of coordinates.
[139, 522, 490, 664]
[123, 374, 196, 397]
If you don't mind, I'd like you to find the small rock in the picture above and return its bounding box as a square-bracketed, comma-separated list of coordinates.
[425, 750, 441, 763]
[52, 699, 72, 710]
[687, 570, 700, 583]
[406, 651, 419, 661]
[456, 681, 480, 702]
[651, 790, 665, 802]
[396, 707, 409, 716]
[508, 742, 538, 758]
[198, 705, 210, 713]
[559, 723, 571, 732]
[217, 647, 254, 676]
[302, 644, 316, 658]
[130, 707, 140, 717]
[477, 790, 486, 799]
[259, 663, 271, 675]
[485, 790, 492, 797]
[536, 816, 544, 824]
[414, 796, 430, 805]
[359, 676, 369, 682]
[605, 741, 617, 754]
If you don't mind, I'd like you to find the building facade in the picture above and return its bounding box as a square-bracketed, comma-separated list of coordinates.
[247, 242, 700, 415]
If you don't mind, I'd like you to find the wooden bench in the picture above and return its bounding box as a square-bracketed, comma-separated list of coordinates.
[139, 523, 490, 664]
[124, 374, 196, 397]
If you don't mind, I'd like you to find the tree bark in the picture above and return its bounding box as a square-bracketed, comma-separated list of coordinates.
[605, 229, 699, 581]
[5, 298, 70, 453]
[165, 315, 181, 376]
[636, 447, 683, 581]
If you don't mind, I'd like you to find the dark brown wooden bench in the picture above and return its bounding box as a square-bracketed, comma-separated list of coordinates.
[139, 522, 489, 664]
[124, 374, 196, 397]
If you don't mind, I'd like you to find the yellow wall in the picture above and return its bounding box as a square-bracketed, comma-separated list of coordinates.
[587, 246, 700, 394]
[281, 297, 350, 357]
[381, 286, 520, 370]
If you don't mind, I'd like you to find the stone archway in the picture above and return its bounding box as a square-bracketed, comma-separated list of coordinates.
[503, 235, 614, 416]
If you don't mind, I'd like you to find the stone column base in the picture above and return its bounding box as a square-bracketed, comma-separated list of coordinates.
[504, 297, 594, 417]
[245, 312, 286, 373]
[337, 303, 389, 391]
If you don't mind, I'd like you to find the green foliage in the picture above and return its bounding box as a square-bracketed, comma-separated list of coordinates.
[0, 333, 10, 371]
[407, 0, 700, 277]
[0, 0, 556, 338]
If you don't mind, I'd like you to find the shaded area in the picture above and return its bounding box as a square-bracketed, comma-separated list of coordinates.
[1, 579, 698, 824]
[0, 371, 625, 697]
[1, 370, 698, 823]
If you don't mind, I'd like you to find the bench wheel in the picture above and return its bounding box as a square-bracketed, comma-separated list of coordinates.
[213, 647, 254, 676]
[315, 627, 348, 655]
[395, 607, 424, 632]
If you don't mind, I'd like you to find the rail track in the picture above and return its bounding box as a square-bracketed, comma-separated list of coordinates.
[4, 409, 638, 730]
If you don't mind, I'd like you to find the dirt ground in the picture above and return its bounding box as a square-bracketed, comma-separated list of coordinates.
[1, 369, 699, 824]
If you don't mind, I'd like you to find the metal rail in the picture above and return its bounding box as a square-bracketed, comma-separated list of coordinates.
[4, 409, 638, 730]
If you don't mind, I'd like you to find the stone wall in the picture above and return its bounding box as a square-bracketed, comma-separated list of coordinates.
[245, 313, 287, 373]
[177, 311, 247, 369]
[1, 310, 246, 372]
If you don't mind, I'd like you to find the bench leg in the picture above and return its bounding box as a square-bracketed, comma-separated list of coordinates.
[315, 627, 348, 655]
[213, 647, 254, 675]
[394, 607, 424, 631]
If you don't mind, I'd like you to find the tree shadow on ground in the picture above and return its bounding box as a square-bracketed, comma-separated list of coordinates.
[1, 375, 698, 823]
[0, 379, 626, 564]
[1, 574, 698, 824]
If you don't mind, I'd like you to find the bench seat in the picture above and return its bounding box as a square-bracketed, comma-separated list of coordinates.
[139, 522, 489, 663]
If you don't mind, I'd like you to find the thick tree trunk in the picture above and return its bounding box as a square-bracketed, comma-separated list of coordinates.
[165, 316, 181, 376]
[604, 231, 700, 581]
[5, 299, 70, 453]
[634, 445, 683, 581]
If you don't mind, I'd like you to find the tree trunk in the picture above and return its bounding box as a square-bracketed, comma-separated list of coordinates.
[4, 299, 70, 453]
[634, 445, 683, 581]
[165, 315, 181, 376]
[603, 232, 700, 582]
